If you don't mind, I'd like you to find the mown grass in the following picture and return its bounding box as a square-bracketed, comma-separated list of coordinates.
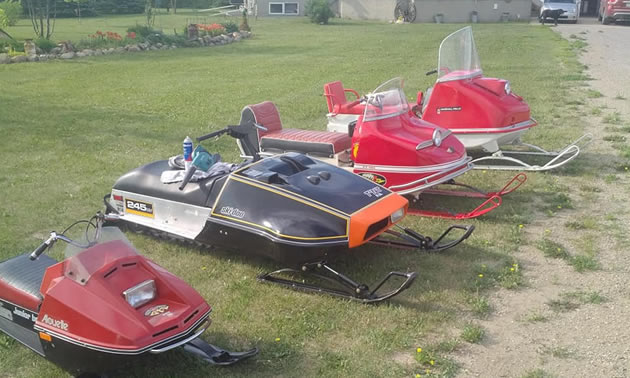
[0, 15, 589, 377]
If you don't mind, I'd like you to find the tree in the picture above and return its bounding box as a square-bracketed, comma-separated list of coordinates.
[64, 0, 89, 21]
[22, 0, 57, 39]
[170, 0, 177, 14]
[0, 9, 8, 29]
[145, 0, 155, 26]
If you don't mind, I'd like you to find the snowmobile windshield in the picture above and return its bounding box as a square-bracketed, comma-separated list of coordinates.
[363, 77, 410, 122]
[64, 227, 139, 285]
[437, 26, 482, 83]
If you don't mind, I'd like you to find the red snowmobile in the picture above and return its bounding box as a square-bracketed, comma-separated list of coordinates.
[324, 26, 591, 171]
[0, 213, 257, 375]
[233, 79, 525, 220]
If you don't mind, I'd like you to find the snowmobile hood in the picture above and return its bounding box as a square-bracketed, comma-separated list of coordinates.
[235, 153, 394, 216]
[35, 240, 211, 354]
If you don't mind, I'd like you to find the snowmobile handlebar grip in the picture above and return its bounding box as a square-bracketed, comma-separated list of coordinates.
[30, 233, 56, 260]
[179, 166, 197, 191]
[197, 128, 229, 142]
[426, 69, 438, 76]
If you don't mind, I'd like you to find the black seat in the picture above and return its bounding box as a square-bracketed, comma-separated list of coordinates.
[113, 160, 228, 207]
[0, 254, 57, 300]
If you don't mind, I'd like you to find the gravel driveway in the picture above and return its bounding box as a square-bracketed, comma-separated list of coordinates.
[451, 19, 630, 378]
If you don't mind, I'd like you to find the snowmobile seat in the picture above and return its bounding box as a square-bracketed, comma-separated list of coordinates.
[113, 160, 228, 207]
[323, 81, 360, 115]
[0, 253, 57, 311]
[241, 101, 352, 158]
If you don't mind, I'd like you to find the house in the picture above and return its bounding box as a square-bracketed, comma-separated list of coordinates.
[337, 0, 533, 23]
[254, 0, 307, 16]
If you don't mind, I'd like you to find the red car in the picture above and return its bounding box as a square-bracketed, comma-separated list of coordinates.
[599, 0, 630, 24]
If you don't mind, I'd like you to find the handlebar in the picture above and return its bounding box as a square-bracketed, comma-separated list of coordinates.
[196, 123, 268, 143]
[29, 212, 119, 260]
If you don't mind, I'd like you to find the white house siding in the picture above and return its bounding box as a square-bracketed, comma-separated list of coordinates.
[339, 0, 532, 22]
[257, 0, 307, 16]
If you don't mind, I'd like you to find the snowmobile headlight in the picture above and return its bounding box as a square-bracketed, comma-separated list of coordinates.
[391, 208, 405, 224]
[123, 280, 156, 308]
[504, 81, 511, 95]
[432, 129, 443, 147]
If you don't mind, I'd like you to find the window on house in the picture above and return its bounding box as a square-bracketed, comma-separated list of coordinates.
[269, 2, 299, 15]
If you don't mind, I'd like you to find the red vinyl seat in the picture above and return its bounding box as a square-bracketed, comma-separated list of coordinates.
[323, 81, 360, 115]
[242, 101, 351, 157]
[0, 254, 57, 311]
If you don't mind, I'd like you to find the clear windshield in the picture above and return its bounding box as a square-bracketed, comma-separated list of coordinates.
[437, 26, 482, 83]
[64, 227, 138, 285]
[363, 77, 409, 122]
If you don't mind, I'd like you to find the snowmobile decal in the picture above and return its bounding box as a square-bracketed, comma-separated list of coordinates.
[124, 198, 154, 218]
[210, 177, 349, 241]
[358, 173, 387, 186]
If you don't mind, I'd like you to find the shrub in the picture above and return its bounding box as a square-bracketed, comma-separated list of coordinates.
[221, 21, 238, 34]
[306, 0, 334, 24]
[0, 38, 23, 53]
[196, 23, 226, 37]
[127, 24, 156, 38]
[0, 0, 21, 26]
[35, 37, 56, 52]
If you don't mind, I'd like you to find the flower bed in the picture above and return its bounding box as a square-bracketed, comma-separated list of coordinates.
[0, 29, 252, 64]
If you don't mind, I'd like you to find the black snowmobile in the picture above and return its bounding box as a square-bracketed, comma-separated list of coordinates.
[104, 123, 474, 303]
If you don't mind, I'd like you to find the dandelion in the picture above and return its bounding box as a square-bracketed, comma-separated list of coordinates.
[275, 337, 280, 342]
[202, 266, 207, 270]
[481, 264, 487, 269]
[415, 374, 421, 378]
[625, 166, 629, 171]
[510, 267, 515, 272]
[518, 224, 524, 229]
[544, 229, 551, 234]
[482, 170, 487, 174]
[478, 274, 484, 278]
[430, 360, 435, 365]
[557, 248, 562, 252]
[416, 347, 422, 353]
[426, 368, 431, 374]
[557, 205, 562, 209]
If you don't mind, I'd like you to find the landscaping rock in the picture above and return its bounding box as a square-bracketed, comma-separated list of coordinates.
[115, 47, 125, 53]
[149, 46, 158, 51]
[0, 53, 9, 64]
[94, 49, 103, 56]
[27, 55, 39, 62]
[76, 51, 87, 58]
[38, 55, 48, 61]
[50, 47, 61, 55]
[156, 43, 163, 48]
[60, 52, 75, 59]
[11, 55, 28, 63]
[47, 54, 57, 60]
[127, 45, 141, 52]
[59, 41, 75, 53]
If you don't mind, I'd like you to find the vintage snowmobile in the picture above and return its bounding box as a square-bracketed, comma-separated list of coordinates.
[0, 213, 257, 376]
[235, 79, 526, 220]
[104, 124, 475, 303]
[324, 26, 591, 171]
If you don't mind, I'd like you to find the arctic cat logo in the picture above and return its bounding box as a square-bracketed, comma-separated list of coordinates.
[359, 173, 387, 186]
[220, 206, 245, 219]
[363, 186, 384, 198]
[145, 304, 170, 317]
[41, 314, 69, 331]
[125, 199, 154, 218]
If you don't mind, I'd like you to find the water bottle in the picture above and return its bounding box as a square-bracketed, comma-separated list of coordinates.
[183, 136, 193, 170]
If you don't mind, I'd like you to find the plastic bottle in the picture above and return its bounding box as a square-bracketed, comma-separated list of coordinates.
[183, 136, 193, 170]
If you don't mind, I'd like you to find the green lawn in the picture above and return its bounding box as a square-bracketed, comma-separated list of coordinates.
[0, 15, 589, 377]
